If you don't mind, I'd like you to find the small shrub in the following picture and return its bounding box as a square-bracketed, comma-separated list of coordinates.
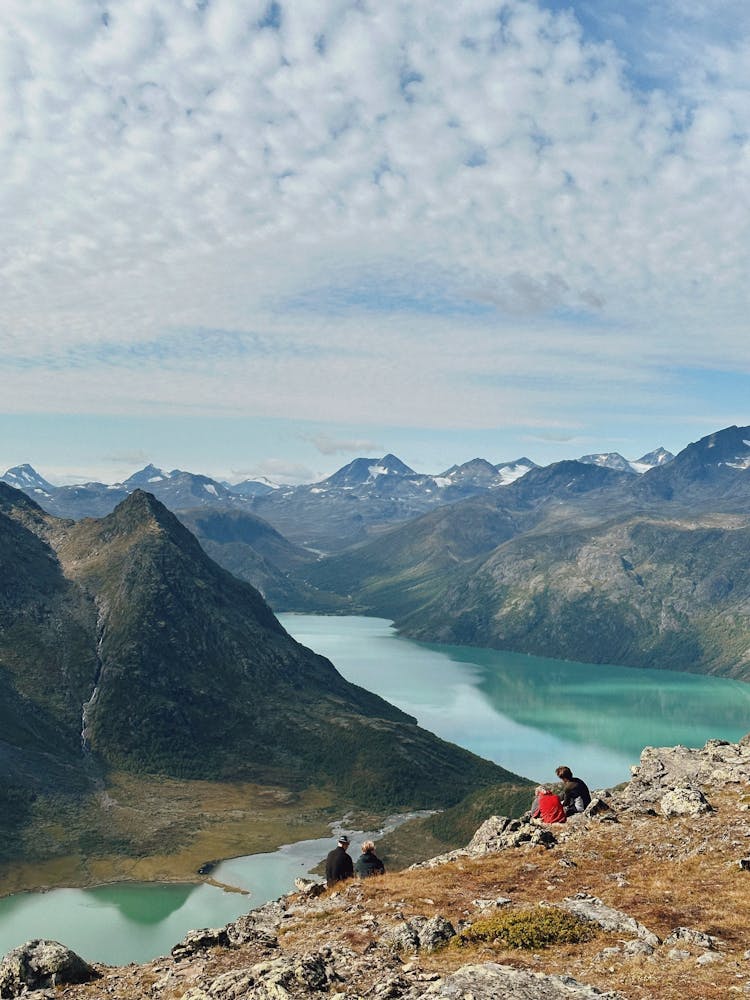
[455, 907, 596, 950]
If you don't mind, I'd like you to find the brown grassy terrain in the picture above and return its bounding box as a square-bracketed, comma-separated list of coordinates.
[0, 773, 340, 897]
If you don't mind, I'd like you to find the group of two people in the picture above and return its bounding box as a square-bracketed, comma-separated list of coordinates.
[325, 834, 385, 887]
[531, 765, 591, 824]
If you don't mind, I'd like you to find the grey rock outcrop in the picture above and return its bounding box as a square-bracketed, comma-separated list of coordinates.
[620, 738, 750, 808]
[410, 815, 558, 869]
[294, 878, 325, 898]
[382, 916, 456, 953]
[0, 940, 100, 997]
[172, 927, 231, 959]
[664, 927, 720, 950]
[660, 788, 712, 817]
[181, 951, 340, 1000]
[401, 962, 624, 999]
[562, 894, 660, 947]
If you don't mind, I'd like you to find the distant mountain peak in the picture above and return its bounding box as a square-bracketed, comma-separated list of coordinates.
[123, 464, 168, 487]
[578, 452, 634, 474]
[2, 463, 56, 494]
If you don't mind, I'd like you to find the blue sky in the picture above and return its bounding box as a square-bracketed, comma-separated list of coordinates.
[1, 0, 749, 484]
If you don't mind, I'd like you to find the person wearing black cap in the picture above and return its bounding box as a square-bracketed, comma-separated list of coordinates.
[325, 834, 354, 888]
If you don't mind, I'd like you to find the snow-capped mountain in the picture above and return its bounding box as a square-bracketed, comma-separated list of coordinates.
[578, 448, 675, 475]
[1, 464, 56, 497]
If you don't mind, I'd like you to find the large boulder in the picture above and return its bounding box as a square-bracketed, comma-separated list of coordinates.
[401, 962, 624, 999]
[0, 940, 100, 997]
[382, 916, 456, 954]
[562, 894, 660, 947]
[660, 788, 712, 817]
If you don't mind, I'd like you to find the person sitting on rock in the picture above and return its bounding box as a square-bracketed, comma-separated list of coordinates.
[354, 839, 385, 878]
[555, 765, 592, 815]
[531, 785, 566, 824]
[325, 834, 354, 887]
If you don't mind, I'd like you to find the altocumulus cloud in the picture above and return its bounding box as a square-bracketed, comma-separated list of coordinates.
[0, 0, 749, 432]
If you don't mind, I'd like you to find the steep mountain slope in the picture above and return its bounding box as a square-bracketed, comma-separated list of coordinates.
[399, 513, 750, 679]
[306, 499, 524, 618]
[298, 431, 750, 679]
[303, 461, 634, 620]
[176, 508, 342, 611]
[633, 425, 750, 509]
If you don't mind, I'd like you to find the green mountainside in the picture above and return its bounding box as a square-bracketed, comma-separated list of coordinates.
[305, 497, 524, 618]
[177, 508, 344, 611]
[0, 486, 529, 873]
[396, 513, 750, 679]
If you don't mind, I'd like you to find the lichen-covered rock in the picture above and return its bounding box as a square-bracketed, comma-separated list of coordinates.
[664, 927, 720, 950]
[382, 916, 455, 953]
[468, 815, 559, 853]
[0, 939, 100, 997]
[472, 896, 512, 910]
[562, 894, 660, 947]
[171, 926, 231, 959]
[294, 878, 325, 898]
[660, 788, 712, 817]
[418, 916, 456, 952]
[227, 900, 286, 946]
[187, 952, 339, 1000]
[400, 962, 624, 999]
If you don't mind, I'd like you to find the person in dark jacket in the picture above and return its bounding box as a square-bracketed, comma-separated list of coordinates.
[354, 840, 385, 878]
[325, 834, 354, 887]
[555, 765, 591, 815]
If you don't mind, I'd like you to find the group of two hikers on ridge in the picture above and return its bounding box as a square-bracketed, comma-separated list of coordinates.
[531, 765, 591, 824]
[323, 765, 590, 888]
[325, 836, 385, 888]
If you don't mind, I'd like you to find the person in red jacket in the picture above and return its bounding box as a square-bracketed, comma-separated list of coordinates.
[531, 785, 566, 824]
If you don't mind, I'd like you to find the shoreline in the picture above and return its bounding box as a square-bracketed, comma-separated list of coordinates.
[0, 808, 433, 902]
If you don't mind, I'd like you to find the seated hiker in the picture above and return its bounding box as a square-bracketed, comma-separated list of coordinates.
[354, 839, 385, 878]
[325, 834, 354, 887]
[530, 785, 566, 824]
[555, 765, 592, 815]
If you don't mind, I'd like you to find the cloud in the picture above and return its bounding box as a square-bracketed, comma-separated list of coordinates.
[0, 0, 748, 448]
[230, 457, 320, 485]
[305, 433, 383, 456]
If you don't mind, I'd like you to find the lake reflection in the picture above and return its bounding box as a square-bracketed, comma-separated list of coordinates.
[280, 614, 750, 788]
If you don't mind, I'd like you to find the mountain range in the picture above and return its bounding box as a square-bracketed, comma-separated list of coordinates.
[1, 445, 671, 552]
[5, 427, 750, 684]
[303, 426, 750, 679]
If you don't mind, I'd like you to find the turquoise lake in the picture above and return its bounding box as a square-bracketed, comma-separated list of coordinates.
[2, 612, 749, 964]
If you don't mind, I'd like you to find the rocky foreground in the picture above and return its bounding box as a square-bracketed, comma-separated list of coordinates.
[4, 737, 750, 1000]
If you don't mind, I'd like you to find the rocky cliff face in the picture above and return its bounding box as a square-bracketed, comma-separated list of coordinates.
[10, 733, 750, 1000]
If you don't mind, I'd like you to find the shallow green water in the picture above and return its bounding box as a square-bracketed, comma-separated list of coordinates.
[2, 613, 748, 965]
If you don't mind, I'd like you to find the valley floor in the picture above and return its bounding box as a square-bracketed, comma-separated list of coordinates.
[0, 774, 344, 898]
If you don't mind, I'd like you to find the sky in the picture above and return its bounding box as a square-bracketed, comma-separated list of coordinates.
[2, 0, 750, 485]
